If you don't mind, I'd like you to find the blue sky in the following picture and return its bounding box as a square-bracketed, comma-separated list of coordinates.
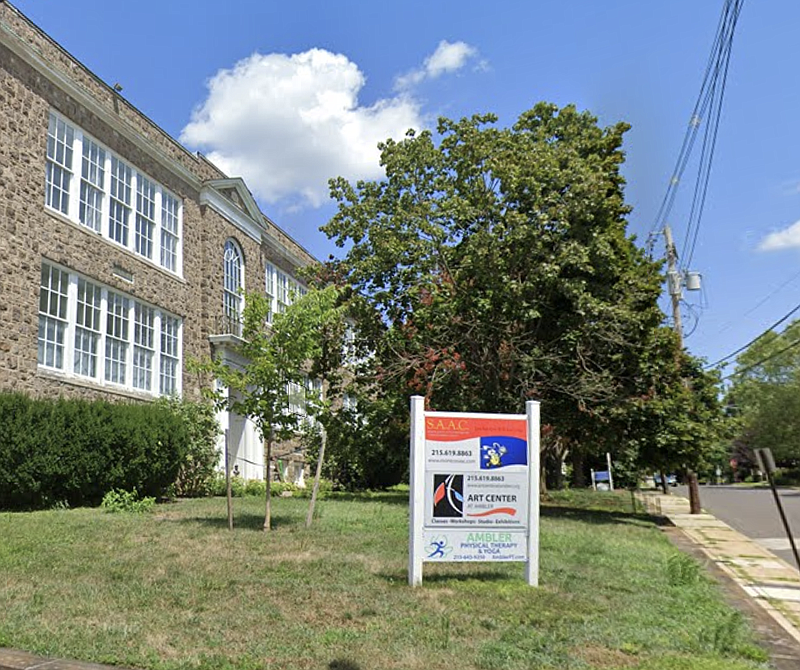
[12, 0, 800, 370]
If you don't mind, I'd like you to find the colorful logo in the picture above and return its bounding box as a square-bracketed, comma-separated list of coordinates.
[432, 474, 463, 517]
[480, 437, 527, 469]
[426, 535, 452, 559]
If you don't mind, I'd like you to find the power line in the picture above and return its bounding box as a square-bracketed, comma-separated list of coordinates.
[648, 0, 745, 246]
[681, 0, 745, 269]
[707, 300, 800, 368]
[722, 335, 800, 382]
[716, 267, 800, 335]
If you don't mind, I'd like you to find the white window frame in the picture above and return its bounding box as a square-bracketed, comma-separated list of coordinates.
[44, 111, 183, 276]
[265, 262, 305, 320]
[264, 263, 276, 324]
[223, 239, 244, 336]
[37, 261, 183, 397]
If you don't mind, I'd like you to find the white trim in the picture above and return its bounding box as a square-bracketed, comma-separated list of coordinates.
[37, 259, 182, 398]
[0, 17, 203, 193]
[200, 187, 264, 244]
[409, 395, 426, 587]
[526, 400, 541, 587]
[45, 110, 184, 277]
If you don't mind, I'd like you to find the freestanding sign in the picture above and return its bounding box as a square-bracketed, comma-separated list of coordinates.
[408, 396, 540, 587]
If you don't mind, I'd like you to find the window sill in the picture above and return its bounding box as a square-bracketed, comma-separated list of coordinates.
[37, 366, 178, 401]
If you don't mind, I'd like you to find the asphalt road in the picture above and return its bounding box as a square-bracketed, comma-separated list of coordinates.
[674, 484, 800, 569]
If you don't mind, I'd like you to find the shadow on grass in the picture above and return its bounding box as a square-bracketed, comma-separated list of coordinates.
[329, 660, 362, 670]
[376, 569, 515, 584]
[419, 570, 518, 584]
[541, 505, 670, 527]
[176, 511, 307, 532]
[326, 491, 408, 506]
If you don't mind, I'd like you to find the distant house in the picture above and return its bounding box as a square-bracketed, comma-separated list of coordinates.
[0, 1, 315, 483]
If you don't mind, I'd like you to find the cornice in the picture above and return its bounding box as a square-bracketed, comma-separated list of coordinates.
[0, 14, 203, 193]
[199, 186, 265, 244]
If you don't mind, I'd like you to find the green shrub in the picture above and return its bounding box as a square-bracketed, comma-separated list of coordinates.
[0, 392, 189, 510]
[244, 479, 266, 497]
[296, 478, 333, 498]
[101, 489, 156, 513]
[209, 477, 326, 499]
[160, 398, 220, 497]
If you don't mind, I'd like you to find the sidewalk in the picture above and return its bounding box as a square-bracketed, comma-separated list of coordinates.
[0, 649, 126, 670]
[639, 491, 800, 656]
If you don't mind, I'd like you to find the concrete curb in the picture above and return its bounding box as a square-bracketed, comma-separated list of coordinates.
[638, 491, 800, 646]
[0, 649, 135, 670]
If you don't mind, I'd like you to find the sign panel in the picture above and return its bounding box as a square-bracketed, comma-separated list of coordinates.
[408, 398, 541, 587]
[423, 529, 528, 562]
[426, 471, 528, 526]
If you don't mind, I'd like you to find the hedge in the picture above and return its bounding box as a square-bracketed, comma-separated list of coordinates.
[0, 392, 189, 510]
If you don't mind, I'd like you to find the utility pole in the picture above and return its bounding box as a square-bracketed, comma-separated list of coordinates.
[663, 225, 702, 515]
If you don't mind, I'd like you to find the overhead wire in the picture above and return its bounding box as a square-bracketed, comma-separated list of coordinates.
[715, 267, 800, 335]
[681, 0, 745, 269]
[721, 335, 800, 382]
[705, 299, 800, 368]
[648, 0, 744, 245]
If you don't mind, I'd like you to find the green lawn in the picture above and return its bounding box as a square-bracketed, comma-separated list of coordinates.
[0, 490, 769, 670]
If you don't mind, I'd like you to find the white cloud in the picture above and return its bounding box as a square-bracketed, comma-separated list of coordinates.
[395, 40, 478, 91]
[758, 220, 800, 251]
[180, 48, 423, 208]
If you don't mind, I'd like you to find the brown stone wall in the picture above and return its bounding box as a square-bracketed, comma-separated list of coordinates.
[0, 20, 263, 402]
[0, 3, 320, 487]
[0, 48, 195, 400]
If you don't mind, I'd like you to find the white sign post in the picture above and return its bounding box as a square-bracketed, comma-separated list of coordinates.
[408, 396, 541, 587]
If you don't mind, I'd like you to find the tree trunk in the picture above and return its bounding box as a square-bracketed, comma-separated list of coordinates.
[306, 423, 327, 528]
[659, 469, 668, 495]
[225, 429, 234, 531]
[263, 425, 274, 531]
[540, 456, 548, 495]
[570, 449, 586, 488]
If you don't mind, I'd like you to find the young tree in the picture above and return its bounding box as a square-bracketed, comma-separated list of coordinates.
[196, 285, 341, 530]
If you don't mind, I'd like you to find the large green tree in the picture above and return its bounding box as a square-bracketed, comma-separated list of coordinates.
[725, 320, 800, 465]
[322, 103, 666, 477]
[623, 327, 726, 485]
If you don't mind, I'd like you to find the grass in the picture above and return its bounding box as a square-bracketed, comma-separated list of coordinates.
[0, 489, 770, 670]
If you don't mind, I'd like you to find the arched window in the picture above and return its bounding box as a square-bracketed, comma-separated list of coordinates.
[223, 239, 244, 335]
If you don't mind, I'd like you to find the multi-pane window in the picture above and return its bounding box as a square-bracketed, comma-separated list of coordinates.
[136, 176, 156, 259]
[109, 157, 132, 246]
[287, 380, 306, 418]
[161, 193, 179, 272]
[264, 264, 275, 324]
[223, 240, 243, 335]
[38, 264, 69, 368]
[105, 292, 129, 385]
[133, 304, 155, 391]
[45, 114, 74, 215]
[37, 262, 182, 396]
[160, 316, 180, 396]
[79, 139, 105, 232]
[276, 271, 289, 314]
[265, 263, 305, 320]
[74, 278, 102, 377]
[43, 111, 182, 274]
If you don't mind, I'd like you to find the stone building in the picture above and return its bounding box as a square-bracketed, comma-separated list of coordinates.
[0, 1, 315, 482]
